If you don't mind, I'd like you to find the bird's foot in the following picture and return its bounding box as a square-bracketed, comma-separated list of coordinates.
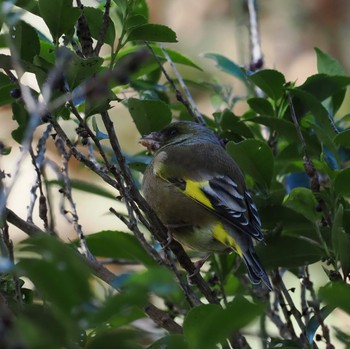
[161, 229, 173, 249]
[188, 255, 210, 278]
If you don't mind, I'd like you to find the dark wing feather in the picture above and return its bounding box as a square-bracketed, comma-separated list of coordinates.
[200, 175, 264, 241]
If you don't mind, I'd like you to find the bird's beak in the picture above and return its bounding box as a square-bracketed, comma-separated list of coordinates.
[139, 131, 161, 153]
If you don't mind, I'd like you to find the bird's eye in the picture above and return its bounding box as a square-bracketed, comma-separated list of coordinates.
[166, 127, 179, 137]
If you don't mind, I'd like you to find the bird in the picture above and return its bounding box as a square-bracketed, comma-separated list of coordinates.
[140, 121, 272, 290]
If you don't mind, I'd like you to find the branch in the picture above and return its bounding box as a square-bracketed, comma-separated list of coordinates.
[76, 2, 94, 57]
[246, 0, 263, 72]
[5, 208, 45, 236]
[302, 267, 334, 348]
[145, 42, 206, 126]
[94, 0, 111, 56]
[100, 111, 218, 305]
[3, 207, 183, 335]
[287, 93, 332, 228]
[272, 270, 309, 346]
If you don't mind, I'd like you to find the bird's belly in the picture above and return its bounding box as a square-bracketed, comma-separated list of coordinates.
[173, 224, 229, 253]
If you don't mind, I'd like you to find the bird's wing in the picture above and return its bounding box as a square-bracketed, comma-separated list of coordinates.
[161, 174, 263, 242]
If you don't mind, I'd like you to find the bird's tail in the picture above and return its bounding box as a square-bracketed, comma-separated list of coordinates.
[242, 247, 272, 290]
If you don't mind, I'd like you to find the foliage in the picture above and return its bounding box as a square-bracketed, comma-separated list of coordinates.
[0, 1, 350, 349]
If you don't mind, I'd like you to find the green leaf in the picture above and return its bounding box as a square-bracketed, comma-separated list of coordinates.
[331, 205, 350, 282]
[85, 230, 156, 266]
[0, 73, 16, 106]
[183, 298, 264, 349]
[125, 14, 148, 30]
[87, 329, 141, 349]
[259, 205, 313, 231]
[10, 21, 40, 63]
[133, 0, 149, 20]
[306, 305, 335, 344]
[334, 168, 350, 196]
[315, 48, 346, 76]
[147, 45, 202, 70]
[246, 69, 286, 100]
[202, 53, 245, 81]
[247, 97, 274, 116]
[66, 54, 103, 89]
[334, 130, 350, 148]
[13, 0, 41, 16]
[17, 304, 71, 349]
[219, 109, 254, 139]
[226, 139, 274, 189]
[290, 89, 337, 153]
[92, 291, 146, 327]
[298, 74, 350, 105]
[283, 188, 320, 222]
[319, 282, 350, 315]
[85, 92, 114, 117]
[257, 236, 324, 269]
[127, 24, 177, 43]
[17, 235, 93, 313]
[126, 267, 180, 299]
[11, 102, 30, 143]
[247, 116, 298, 141]
[38, 0, 81, 41]
[128, 98, 172, 135]
[46, 179, 116, 199]
[83, 7, 116, 47]
[150, 335, 188, 349]
[112, 0, 128, 17]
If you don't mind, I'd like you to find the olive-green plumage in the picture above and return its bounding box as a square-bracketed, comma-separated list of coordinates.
[140, 121, 271, 290]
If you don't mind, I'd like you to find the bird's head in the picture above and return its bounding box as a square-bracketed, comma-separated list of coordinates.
[139, 121, 219, 153]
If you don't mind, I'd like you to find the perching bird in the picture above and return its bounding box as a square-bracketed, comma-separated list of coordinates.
[140, 121, 271, 290]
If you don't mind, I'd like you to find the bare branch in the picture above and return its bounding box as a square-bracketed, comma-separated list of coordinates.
[4, 207, 183, 335]
[145, 42, 206, 125]
[246, 0, 263, 72]
[99, 111, 218, 304]
[94, 0, 111, 56]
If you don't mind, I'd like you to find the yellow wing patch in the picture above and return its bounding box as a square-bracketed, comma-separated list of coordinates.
[213, 222, 243, 256]
[184, 179, 213, 209]
[155, 166, 213, 209]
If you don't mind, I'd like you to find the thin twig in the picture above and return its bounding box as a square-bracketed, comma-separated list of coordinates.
[94, 0, 111, 56]
[109, 207, 164, 266]
[145, 42, 205, 125]
[0, 42, 42, 217]
[76, 2, 94, 57]
[99, 111, 218, 304]
[272, 270, 309, 345]
[54, 137, 93, 260]
[47, 49, 150, 113]
[27, 124, 53, 230]
[160, 44, 205, 125]
[4, 207, 183, 334]
[287, 92, 332, 228]
[303, 267, 334, 348]
[51, 119, 120, 191]
[0, 220, 22, 307]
